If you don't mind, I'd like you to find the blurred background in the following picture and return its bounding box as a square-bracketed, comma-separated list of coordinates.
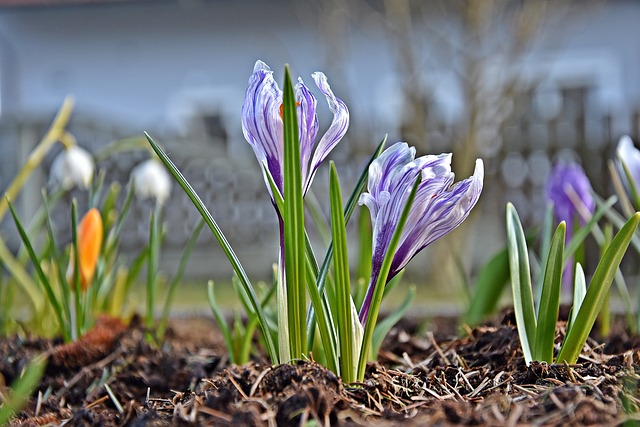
[0, 0, 638, 311]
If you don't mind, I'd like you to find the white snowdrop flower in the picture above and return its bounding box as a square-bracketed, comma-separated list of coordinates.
[130, 158, 172, 206]
[50, 145, 95, 191]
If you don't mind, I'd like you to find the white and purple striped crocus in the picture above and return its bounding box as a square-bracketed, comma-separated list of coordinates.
[241, 60, 349, 201]
[358, 142, 484, 324]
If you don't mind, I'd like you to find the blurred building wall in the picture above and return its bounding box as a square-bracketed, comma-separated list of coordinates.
[0, 0, 639, 282]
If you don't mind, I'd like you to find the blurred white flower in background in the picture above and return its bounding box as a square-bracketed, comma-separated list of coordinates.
[50, 145, 95, 191]
[130, 158, 172, 206]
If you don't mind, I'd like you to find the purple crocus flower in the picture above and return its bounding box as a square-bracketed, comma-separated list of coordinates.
[358, 142, 484, 323]
[241, 60, 349, 201]
[546, 161, 594, 231]
[546, 161, 594, 289]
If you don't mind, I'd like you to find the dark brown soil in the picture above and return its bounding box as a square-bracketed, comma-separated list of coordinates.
[1, 311, 639, 426]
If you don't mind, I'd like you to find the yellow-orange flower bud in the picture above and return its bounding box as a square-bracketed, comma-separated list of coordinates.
[67, 208, 103, 291]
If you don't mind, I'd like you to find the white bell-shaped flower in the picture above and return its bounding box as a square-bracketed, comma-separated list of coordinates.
[130, 158, 172, 206]
[50, 145, 95, 191]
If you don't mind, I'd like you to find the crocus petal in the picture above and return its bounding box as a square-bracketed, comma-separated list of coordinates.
[391, 159, 484, 276]
[296, 78, 319, 189]
[67, 208, 103, 291]
[304, 72, 349, 194]
[617, 135, 640, 191]
[242, 61, 284, 195]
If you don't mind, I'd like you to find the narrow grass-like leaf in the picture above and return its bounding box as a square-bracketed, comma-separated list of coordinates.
[265, 163, 338, 372]
[306, 137, 387, 350]
[70, 201, 83, 340]
[564, 195, 616, 263]
[594, 193, 640, 254]
[621, 160, 640, 210]
[207, 281, 235, 364]
[157, 218, 205, 339]
[371, 285, 415, 359]
[145, 208, 160, 340]
[282, 65, 306, 359]
[557, 212, 640, 364]
[306, 190, 331, 246]
[534, 222, 565, 363]
[0, 355, 46, 426]
[535, 203, 555, 311]
[357, 176, 420, 380]
[567, 262, 587, 332]
[464, 247, 510, 327]
[329, 162, 355, 382]
[145, 132, 277, 362]
[41, 191, 72, 330]
[506, 203, 536, 365]
[608, 159, 635, 217]
[8, 199, 69, 342]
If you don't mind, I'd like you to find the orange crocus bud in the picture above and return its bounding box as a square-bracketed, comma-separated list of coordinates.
[67, 208, 103, 291]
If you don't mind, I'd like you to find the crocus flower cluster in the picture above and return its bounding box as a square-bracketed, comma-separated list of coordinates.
[241, 60, 349, 201]
[358, 142, 484, 323]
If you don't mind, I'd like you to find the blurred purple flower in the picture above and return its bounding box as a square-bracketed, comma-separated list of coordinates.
[358, 142, 484, 323]
[546, 161, 594, 230]
[241, 60, 349, 202]
[546, 161, 594, 289]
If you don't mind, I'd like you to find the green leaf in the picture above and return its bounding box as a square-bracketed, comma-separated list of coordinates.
[144, 132, 277, 362]
[207, 281, 236, 364]
[145, 207, 160, 340]
[564, 195, 617, 263]
[7, 199, 69, 342]
[621, 160, 640, 210]
[0, 356, 47, 426]
[157, 218, 205, 339]
[371, 285, 415, 359]
[594, 193, 640, 254]
[566, 262, 586, 333]
[464, 247, 511, 327]
[506, 203, 536, 365]
[70, 201, 82, 340]
[41, 191, 72, 332]
[329, 162, 355, 382]
[357, 175, 420, 380]
[557, 212, 640, 364]
[534, 202, 555, 311]
[282, 64, 306, 360]
[533, 221, 565, 363]
[306, 136, 387, 350]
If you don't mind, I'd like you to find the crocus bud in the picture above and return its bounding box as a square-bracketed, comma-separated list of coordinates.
[130, 158, 172, 206]
[546, 161, 594, 229]
[67, 208, 103, 291]
[50, 145, 95, 191]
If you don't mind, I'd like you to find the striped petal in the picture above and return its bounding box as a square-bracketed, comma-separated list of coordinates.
[305, 72, 350, 194]
[358, 143, 483, 323]
[242, 61, 284, 195]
